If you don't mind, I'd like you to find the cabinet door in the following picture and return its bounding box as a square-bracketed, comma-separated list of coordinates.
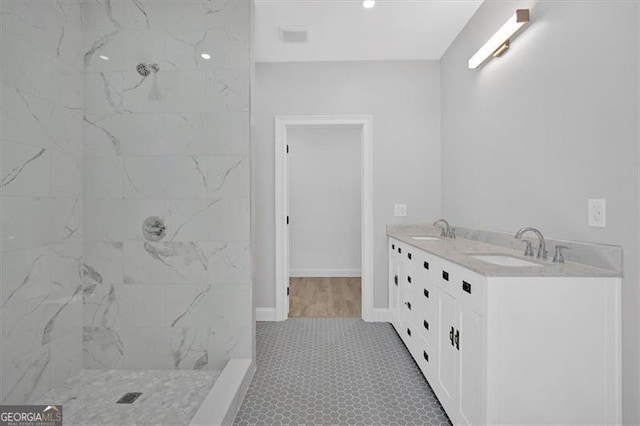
[457, 304, 483, 425]
[437, 288, 458, 414]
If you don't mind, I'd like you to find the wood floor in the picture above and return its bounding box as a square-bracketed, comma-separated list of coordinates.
[289, 277, 361, 318]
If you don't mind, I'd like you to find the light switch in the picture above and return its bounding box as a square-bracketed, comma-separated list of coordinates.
[588, 199, 606, 228]
[394, 204, 407, 217]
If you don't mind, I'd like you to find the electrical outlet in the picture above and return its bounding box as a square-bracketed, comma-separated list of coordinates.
[394, 204, 407, 217]
[588, 199, 606, 228]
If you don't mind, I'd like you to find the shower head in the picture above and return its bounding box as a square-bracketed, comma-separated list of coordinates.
[136, 63, 159, 77]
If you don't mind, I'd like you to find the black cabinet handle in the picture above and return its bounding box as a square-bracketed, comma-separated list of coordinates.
[462, 281, 471, 294]
[408, 252, 412, 260]
[423, 289, 429, 298]
[407, 276, 412, 284]
[423, 351, 429, 362]
[405, 301, 412, 310]
[442, 271, 449, 281]
[392, 244, 395, 250]
[423, 261, 429, 270]
[394, 275, 398, 286]
[398, 247, 402, 254]
[423, 320, 429, 330]
[407, 328, 412, 337]
[449, 326, 454, 346]
[455, 329, 460, 350]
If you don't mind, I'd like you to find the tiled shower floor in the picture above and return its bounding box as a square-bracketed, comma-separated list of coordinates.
[30, 369, 220, 425]
[234, 318, 451, 426]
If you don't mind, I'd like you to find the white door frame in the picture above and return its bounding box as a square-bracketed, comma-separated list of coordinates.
[274, 115, 374, 322]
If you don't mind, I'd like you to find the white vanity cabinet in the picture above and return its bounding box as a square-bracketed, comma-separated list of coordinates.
[388, 239, 401, 331]
[434, 257, 485, 426]
[388, 237, 621, 426]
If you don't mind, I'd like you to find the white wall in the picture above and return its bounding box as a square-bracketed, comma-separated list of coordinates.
[1, 0, 84, 404]
[440, 1, 639, 423]
[288, 126, 361, 277]
[81, 1, 252, 371]
[254, 61, 441, 309]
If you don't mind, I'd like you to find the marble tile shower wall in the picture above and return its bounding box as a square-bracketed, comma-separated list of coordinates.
[81, 1, 252, 371]
[1, 1, 85, 403]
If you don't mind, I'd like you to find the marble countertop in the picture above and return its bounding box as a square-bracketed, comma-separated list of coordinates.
[387, 225, 621, 278]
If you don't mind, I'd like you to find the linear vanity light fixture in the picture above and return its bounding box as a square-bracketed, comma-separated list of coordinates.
[468, 9, 530, 69]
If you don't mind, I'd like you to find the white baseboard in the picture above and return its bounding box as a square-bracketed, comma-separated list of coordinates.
[368, 308, 389, 323]
[255, 308, 277, 321]
[289, 269, 361, 278]
[257, 307, 387, 323]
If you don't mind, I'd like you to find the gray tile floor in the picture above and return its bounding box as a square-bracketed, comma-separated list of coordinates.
[234, 318, 451, 426]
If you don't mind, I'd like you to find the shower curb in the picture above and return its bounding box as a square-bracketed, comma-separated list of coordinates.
[189, 359, 255, 426]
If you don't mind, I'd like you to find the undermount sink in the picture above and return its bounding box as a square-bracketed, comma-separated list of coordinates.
[410, 236, 441, 241]
[470, 254, 543, 267]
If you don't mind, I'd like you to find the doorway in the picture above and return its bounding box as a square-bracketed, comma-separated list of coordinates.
[287, 126, 361, 317]
[274, 115, 374, 321]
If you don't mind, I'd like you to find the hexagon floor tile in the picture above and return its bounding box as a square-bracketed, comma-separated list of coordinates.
[234, 318, 452, 426]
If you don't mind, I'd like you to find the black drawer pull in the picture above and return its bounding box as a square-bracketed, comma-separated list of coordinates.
[398, 247, 402, 254]
[423, 351, 429, 362]
[462, 281, 471, 294]
[423, 320, 429, 330]
[423, 261, 429, 270]
[407, 276, 412, 284]
[408, 252, 412, 260]
[423, 289, 429, 298]
[392, 244, 395, 250]
[394, 275, 398, 286]
[449, 326, 454, 346]
[455, 329, 460, 350]
[407, 328, 412, 337]
[442, 271, 449, 281]
[405, 301, 412, 310]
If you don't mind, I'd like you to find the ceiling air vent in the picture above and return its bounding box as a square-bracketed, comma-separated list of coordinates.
[279, 26, 309, 43]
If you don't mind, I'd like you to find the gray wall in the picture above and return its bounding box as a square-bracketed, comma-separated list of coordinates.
[288, 126, 362, 277]
[440, 1, 639, 422]
[254, 61, 441, 310]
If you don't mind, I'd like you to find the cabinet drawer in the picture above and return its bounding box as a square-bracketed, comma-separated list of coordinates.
[414, 274, 436, 316]
[414, 332, 436, 384]
[403, 245, 417, 264]
[416, 250, 436, 283]
[400, 290, 414, 326]
[414, 303, 436, 347]
[402, 261, 416, 297]
[390, 238, 410, 258]
[389, 238, 401, 258]
[400, 322, 417, 354]
[436, 259, 460, 298]
[455, 268, 486, 314]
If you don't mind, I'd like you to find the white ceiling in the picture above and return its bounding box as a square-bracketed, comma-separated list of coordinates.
[254, 0, 484, 63]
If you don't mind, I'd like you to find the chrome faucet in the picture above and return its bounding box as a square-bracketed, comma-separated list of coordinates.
[433, 219, 455, 239]
[514, 227, 547, 259]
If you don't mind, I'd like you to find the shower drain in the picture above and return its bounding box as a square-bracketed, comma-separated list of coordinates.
[116, 392, 142, 404]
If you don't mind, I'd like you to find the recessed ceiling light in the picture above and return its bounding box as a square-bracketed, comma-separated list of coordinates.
[362, 0, 375, 9]
[200, 53, 211, 60]
[99, 55, 109, 61]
